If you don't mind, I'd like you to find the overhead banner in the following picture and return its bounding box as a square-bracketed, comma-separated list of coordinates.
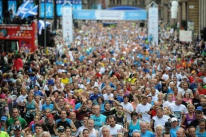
[23, 0, 34, 2]
[148, 7, 158, 45]
[40, 0, 54, 18]
[56, 0, 82, 17]
[179, 30, 192, 42]
[62, 5, 73, 45]
[73, 10, 147, 20]
[8, 0, 17, 14]
[72, 0, 82, 10]
[56, 0, 64, 16]
[171, 0, 178, 19]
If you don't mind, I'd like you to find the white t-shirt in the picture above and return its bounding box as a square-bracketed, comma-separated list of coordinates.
[16, 95, 27, 104]
[109, 124, 123, 136]
[178, 87, 193, 96]
[169, 103, 188, 121]
[153, 115, 170, 128]
[162, 73, 169, 81]
[121, 102, 134, 122]
[89, 128, 98, 137]
[103, 93, 114, 101]
[136, 103, 152, 123]
[163, 101, 175, 108]
[75, 126, 86, 136]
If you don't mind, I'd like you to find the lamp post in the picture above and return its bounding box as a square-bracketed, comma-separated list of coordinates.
[44, 0, 46, 48]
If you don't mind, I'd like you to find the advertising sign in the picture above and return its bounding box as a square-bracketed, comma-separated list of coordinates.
[0, 22, 37, 52]
[148, 7, 158, 45]
[40, 0, 54, 18]
[179, 30, 192, 42]
[8, 0, 17, 14]
[0, 0, 2, 19]
[62, 5, 73, 45]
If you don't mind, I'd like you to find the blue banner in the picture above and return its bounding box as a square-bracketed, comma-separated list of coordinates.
[56, 4, 63, 16]
[40, 2, 54, 18]
[56, 0, 64, 16]
[72, 0, 82, 10]
[0, 0, 2, 18]
[73, 9, 147, 20]
[8, 0, 17, 14]
[23, 0, 34, 2]
[124, 10, 147, 20]
[73, 10, 96, 20]
[56, 0, 82, 17]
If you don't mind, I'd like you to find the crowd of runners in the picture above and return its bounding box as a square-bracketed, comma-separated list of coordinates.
[0, 21, 205, 137]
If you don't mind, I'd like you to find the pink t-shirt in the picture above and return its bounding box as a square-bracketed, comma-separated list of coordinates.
[64, 98, 76, 109]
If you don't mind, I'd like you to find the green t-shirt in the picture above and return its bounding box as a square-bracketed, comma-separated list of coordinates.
[6, 117, 27, 129]
[0, 131, 9, 137]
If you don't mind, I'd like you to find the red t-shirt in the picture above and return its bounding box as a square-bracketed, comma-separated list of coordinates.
[13, 58, 23, 71]
[198, 88, 206, 95]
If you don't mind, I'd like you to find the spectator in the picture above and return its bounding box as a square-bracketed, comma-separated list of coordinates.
[151, 107, 170, 129]
[87, 119, 98, 137]
[140, 122, 154, 137]
[90, 105, 106, 130]
[187, 126, 197, 137]
[136, 95, 152, 123]
[170, 117, 180, 137]
[56, 110, 76, 132]
[107, 115, 124, 136]
[121, 95, 134, 122]
[13, 54, 23, 72]
[195, 120, 206, 137]
[128, 111, 141, 137]
[6, 108, 27, 129]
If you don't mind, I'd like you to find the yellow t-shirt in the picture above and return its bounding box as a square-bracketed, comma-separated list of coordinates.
[61, 78, 69, 84]
[0, 131, 9, 137]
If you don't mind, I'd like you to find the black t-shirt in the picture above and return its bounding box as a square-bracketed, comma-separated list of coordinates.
[56, 119, 71, 129]
[192, 98, 200, 108]
[103, 109, 116, 117]
[43, 124, 56, 135]
[74, 120, 82, 129]
[188, 119, 199, 127]
[203, 108, 206, 115]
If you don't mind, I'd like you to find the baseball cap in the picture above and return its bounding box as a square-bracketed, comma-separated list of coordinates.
[1, 116, 7, 121]
[171, 117, 178, 122]
[196, 106, 203, 112]
[47, 114, 54, 119]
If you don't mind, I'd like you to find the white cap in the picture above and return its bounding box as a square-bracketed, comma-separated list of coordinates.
[171, 117, 178, 122]
[203, 77, 206, 84]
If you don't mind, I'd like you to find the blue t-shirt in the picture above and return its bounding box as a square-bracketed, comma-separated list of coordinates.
[42, 104, 54, 111]
[141, 130, 155, 137]
[90, 114, 106, 129]
[170, 126, 180, 137]
[196, 130, 206, 137]
[90, 94, 102, 101]
[34, 90, 43, 96]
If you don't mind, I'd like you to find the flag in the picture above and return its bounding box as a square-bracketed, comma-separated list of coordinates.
[16, 1, 38, 19]
[24, 5, 38, 18]
[38, 20, 51, 35]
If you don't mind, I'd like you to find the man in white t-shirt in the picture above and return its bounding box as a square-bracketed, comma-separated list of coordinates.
[136, 95, 152, 123]
[178, 82, 193, 97]
[107, 115, 124, 137]
[151, 108, 170, 129]
[163, 93, 175, 108]
[169, 96, 188, 122]
[103, 86, 114, 101]
[162, 70, 169, 81]
[120, 95, 134, 122]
